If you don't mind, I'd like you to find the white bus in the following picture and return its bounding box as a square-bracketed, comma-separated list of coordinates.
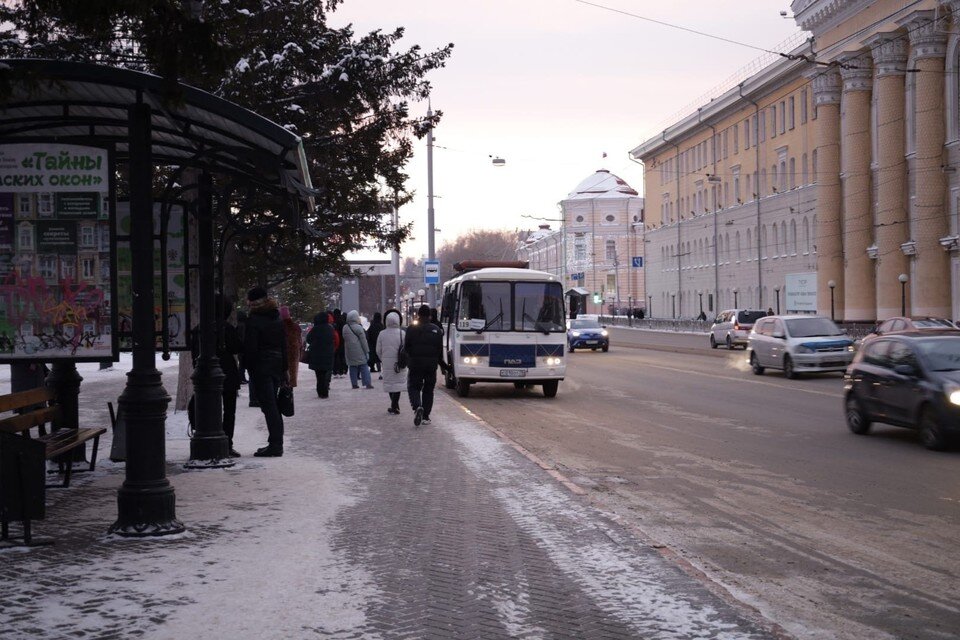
[439, 262, 567, 398]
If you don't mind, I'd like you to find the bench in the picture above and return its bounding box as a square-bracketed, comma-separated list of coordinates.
[0, 387, 106, 489]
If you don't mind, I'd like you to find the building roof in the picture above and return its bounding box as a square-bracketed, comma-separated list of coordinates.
[565, 170, 639, 200]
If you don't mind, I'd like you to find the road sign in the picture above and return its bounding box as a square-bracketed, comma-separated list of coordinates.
[424, 259, 440, 284]
[570, 271, 584, 280]
[631, 256, 643, 268]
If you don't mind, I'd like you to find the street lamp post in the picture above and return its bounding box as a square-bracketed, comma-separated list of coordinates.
[418, 288, 425, 306]
[697, 290, 704, 316]
[648, 294, 652, 319]
[774, 286, 781, 315]
[628, 295, 633, 327]
[733, 287, 739, 308]
[899, 273, 908, 316]
[828, 280, 836, 321]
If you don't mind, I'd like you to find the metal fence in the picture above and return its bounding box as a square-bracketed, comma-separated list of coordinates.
[598, 315, 876, 340]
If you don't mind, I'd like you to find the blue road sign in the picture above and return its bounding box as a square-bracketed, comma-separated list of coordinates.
[631, 256, 643, 268]
[424, 259, 440, 284]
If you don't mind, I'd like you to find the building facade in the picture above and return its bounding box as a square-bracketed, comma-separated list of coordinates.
[793, 0, 958, 321]
[632, 45, 819, 318]
[517, 170, 645, 315]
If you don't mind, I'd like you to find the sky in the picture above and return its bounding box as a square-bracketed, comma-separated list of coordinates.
[331, 0, 802, 263]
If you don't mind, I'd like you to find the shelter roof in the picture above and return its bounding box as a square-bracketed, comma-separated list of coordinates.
[0, 59, 314, 206]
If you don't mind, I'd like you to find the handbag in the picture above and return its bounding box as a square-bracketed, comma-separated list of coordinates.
[395, 332, 408, 373]
[277, 385, 295, 417]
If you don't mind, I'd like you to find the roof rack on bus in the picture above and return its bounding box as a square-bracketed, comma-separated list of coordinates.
[452, 260, 529, 273]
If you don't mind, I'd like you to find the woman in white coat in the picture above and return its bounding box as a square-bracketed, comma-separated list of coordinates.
[376, 309, 407, 415]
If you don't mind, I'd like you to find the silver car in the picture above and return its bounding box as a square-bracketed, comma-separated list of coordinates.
[748, 315, 855, 379]
[710, 309, 767, 349]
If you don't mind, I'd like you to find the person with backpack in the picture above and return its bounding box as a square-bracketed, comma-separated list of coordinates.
[376, 309, 407, 415]
[403, 304, 449, 426]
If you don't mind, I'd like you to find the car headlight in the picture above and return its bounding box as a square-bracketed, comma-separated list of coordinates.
[946, 383, 960, 406]
[847, 344, 856, 352]
[571, 331, 581, 337]
[600, 330, 608, 337]
[795, 345, 814, 354]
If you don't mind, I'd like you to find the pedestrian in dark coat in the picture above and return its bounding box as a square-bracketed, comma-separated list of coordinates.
[307, 311, 335, 398]
[244, 287, 287, 457]
[333, 309, 347, 377]
[367, 312, 383, 373]
[404, 304, 449, 426]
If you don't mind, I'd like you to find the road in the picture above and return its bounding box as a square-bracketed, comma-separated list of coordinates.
[444, 329, 960, 640]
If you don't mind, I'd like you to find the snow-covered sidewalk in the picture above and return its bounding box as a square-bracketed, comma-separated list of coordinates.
[1, 361, 779, 639]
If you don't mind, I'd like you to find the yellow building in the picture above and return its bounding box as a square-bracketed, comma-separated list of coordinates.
[631, 42, 818, 318]
[793, 0, 956, 320]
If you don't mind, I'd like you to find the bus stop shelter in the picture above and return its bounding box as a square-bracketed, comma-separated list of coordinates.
[0, 59, 315, 536]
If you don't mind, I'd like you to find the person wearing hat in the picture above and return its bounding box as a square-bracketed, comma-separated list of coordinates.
[243, 286, 288, 456]
[403, 304, 448, 426]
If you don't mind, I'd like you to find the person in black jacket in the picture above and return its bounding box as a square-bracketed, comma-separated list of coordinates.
[404, 304, 448, 427]
[244, 287, 288, 456]
[307, 311, 335, 398]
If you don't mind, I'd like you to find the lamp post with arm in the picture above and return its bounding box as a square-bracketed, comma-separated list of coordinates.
[774, 286, 781, 314]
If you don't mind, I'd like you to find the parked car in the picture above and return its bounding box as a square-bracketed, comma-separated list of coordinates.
[748, 315, 854, 379]
[859, 317, 959, 345]
[567, 317, 609, 352]
[844, 331, 960, 450]
[709, 309, 767, 349]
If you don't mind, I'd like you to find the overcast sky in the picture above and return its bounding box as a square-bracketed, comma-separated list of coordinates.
[331, 0, 802, 262]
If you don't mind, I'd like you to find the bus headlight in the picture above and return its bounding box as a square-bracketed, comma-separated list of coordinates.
[462, 356, 479, 365]
[544, 357, 562, 366]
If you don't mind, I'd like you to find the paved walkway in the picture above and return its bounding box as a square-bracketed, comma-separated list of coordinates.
[1, 360, 782, 639]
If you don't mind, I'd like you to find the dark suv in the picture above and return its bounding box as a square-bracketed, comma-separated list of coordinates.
[567, 317, 609, 352]
[844, 331, 960, 450]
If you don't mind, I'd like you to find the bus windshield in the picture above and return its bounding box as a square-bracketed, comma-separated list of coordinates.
[515, 282, 565, 332]
[458, 281, 564, 332]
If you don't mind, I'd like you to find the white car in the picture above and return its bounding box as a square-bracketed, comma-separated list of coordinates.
[748, 315, 855, 379]
[709, 309, 767, 349]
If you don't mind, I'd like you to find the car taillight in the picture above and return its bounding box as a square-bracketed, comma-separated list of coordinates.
[734, 323, 740, 330]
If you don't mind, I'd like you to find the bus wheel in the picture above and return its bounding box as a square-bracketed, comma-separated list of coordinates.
[542, 380, 559, 398]
[456, 379, 471, 397]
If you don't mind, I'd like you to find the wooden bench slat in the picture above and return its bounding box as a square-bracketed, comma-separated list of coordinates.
[42, 428, 106, 459]
[0, 387, 55, 413]
[0, 406, 61, 434]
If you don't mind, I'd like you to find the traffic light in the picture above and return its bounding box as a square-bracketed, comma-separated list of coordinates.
[593, 292, 601, 304]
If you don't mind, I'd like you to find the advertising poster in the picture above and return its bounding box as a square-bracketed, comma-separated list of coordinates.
[0, 143, 114, 360]
[785, 272, 818, 313]
[115, 202, 189, 351]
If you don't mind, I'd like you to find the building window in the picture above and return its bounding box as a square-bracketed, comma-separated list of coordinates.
[744, 119, 750, 149]
[81, 224, 96, 247]
[789, 157, 796, 189]
[802, 153, 808, 185]
[723, 130, 729, 158]
[605, 239, 616, 261]
[18, 223, 34, 250]
[604, 214, 616, 224]
[60, 257, 76, 279]
[575, 215, 584, 223]
[733, 125, 739, 154]
[759, 112, 766, 143]
[574, 236, 586, 262]
[736, 231, 741, 261]
[37, 193, 54, 218]
[81, 257, 96, 280]
[790, 219, 797, 255]
[771, 165, 778, 192]
[803, 217, 810, 254]
[39, 255, 57, 279]
[732, 166, 741, 203]
[770, 106, 777, 137]
[780, 100, 786, 134]
[800, 90, 808, 123]
[788, 97, 795, 129]
[811, 90, 817, 120]
[16, 194, 32, 217]
[812, 149, 818, 182]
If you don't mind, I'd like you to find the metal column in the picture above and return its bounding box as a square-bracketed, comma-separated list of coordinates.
[110, 102, 183, 536]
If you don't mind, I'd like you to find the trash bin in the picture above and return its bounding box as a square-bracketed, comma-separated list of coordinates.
[1, 432, 47, 545]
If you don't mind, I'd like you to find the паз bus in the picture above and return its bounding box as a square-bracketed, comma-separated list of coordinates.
[439, 261, 566, 398]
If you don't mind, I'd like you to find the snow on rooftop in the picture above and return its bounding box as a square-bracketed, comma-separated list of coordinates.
[566, 169, 640, 201]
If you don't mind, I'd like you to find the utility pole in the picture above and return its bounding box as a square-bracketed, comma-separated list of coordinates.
[426, 100, 436, 308]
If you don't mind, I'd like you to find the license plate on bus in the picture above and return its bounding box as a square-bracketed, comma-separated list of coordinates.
[499, 369, 526, 378]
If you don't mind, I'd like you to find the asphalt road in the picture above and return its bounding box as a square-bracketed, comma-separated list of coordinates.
[444, 332, 960, 640]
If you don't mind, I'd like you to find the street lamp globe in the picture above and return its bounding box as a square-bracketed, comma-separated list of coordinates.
[898, 273, 909, 284]
[828, 280, 836, 289]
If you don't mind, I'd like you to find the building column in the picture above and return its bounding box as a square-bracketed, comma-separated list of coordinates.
[906, 12, 951, 317]
[869, 33, 910, 319]
[812, 68, 843, 318]
[840, 54, 876, 322]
